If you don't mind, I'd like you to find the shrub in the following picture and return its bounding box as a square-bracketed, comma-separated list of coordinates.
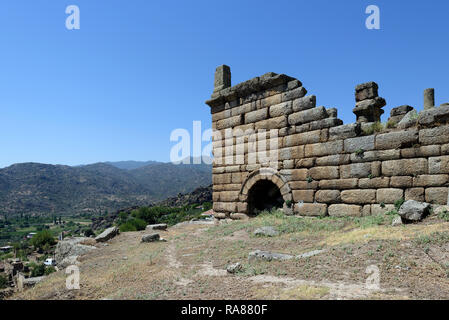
[363, 122, 384, 135]
[394, 198, 405, 211]
[31, 230, 55, 250]
[0, 274, 7, 289]
[84, 228, 95, 237]
[31, 263, 46, 277]
[119, 218, 147, 232]
[44, 266, 56, 275]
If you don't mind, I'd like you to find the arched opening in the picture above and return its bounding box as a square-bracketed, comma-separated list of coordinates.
[247, 180, 284, 216]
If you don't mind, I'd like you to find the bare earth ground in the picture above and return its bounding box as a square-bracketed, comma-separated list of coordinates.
[10, 212, 449, 300]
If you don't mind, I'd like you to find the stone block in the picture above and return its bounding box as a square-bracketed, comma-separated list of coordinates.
[350, 149, 400, 163]
[425, 187, 449, 205]
[269, 102, 292, 118]
[288, 106, 328, 126]
[329, 123, 361, 141]
[390, 176, 413, 188]
[282, 87, 307, 102]
[405, 188, 425, 202]
[375, 129, 418, 150]
[295, 158, 316, 168]
[340, 163, 372, 179]
[315, 190, 341, 204]
[371, 204, 396, 215]
[344, 135, 375, 153]
[401, 145, 440, 158]
[309, 166, 339, 180]
[213, 202, 237, 213]
[328, 204, 362, 217]
[294, 203, 327, 217]
[216, 115, 243, 130]
[255, 116, 288, 130]
[315, 154, 350, 166]
[341, 190, 376, 204]
[245, 108, 268, 124]
[292, 95, 316, 112]
[429, 156, 449, 174]
[289, 180, 319, 190]
[319, 179, 359, 189]
[291, 169, 309, 181]
[358, 177, 390, 189]
[309, 117, 343, 130]
[413, 174, 448, 187]
[382, 158, 428, 176]
[305, 140, 344, 157]
[292, 190, 315, 203]
[419, 126, 449, 145]
[355, 82, 378, 102]
[376, 188, 404, 204]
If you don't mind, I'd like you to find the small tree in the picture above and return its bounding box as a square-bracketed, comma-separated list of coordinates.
[31, 230, 56, 250]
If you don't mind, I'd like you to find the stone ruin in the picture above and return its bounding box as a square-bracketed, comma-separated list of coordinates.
[205, 65, 449, 220]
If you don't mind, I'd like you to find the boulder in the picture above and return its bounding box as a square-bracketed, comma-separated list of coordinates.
[398, 200, 431, 222]
[141, 233, 160, 243]
[253, 226, 279, 237]
[248, 250, 293, 262]
[59, 255, 80, 268]
[146, 224, 168, 231]
[55, 237, 96, 267]
[95, 226, 119, 243]
[226, 262, 242, 274]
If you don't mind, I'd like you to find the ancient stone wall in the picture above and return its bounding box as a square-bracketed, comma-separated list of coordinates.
[205, 65, 449, 219]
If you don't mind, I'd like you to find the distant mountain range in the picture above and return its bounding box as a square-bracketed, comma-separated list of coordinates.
[0, 159, 212, 217]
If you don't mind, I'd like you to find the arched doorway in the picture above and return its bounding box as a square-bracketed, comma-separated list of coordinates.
[247, 180, 284, 216]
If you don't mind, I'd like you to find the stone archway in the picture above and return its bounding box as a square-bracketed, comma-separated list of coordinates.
[239, 168, 292, 216]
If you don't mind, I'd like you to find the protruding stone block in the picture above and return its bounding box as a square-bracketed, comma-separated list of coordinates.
[424, 88, 435, 110]
[213, 65, 231, 93]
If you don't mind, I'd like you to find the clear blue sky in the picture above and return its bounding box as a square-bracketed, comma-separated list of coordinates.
[0, 0, 448, 168]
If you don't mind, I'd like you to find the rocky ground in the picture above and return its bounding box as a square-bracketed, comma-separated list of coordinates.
[9, 210, 449, 300]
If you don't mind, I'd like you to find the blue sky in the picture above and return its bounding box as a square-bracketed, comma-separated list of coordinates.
[0, 0, 448, 168]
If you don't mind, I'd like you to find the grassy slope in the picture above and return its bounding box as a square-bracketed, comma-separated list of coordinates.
[11, 210, 449, 300]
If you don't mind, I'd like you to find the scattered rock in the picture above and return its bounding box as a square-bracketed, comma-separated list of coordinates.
[248, 250, 293, 262]
[296, 249, 325, 259]
[146, 224, 168, 231]
[434, 205, 449, 216]
[392, 216, 403, 226]
[141, 233, 160, 243]
[398, 200, 431, 222]
[95, 226, 119, 243]
[226, 262, 242, 274]
[253, 226, 279, 237]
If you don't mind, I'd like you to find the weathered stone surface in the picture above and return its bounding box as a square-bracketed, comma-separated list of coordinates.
[305, 140, 343, 157]
[269, 102, 292, 117]
[141, 233, 160, 243]
[390, 176, 413, 188]
[413, 175, 448, 187]
[376, 188, 404, 204]
[375, 129, 418, 150]
[309, 166, 339, 180]
[292, 190, 315, 202]
[355, 82, 378, 102]
[292, 95, 316, 112]
[283, 130, 322, 147]
[398, 200, 431, 221]
[95, 227, 119, 243]
[291, 169, 309, 181]
[344, 136, 375, 153]
[288, 106, 328, 126]
[319, 179, 359, 190]
[309, 117, 343, 130]
[329, 123, 361, 141]
[401, 145, 440, 158]
[340, 163, 372, 179]
[424, 88, 435, 110]
[371, 204, 395, 215]
[213, 65, 231, 93]
[146, 224, 168, 231]
[315, 154, 350, 166]
[405, 188, 425, 202]
[418, 105, 449, 126]
[289, 180, 319, 190]
[359, 177, 390, 189]
[294, 203, 327, 216]
[341, 190, 376, 204]
[213, 202, 237, 213]
[249, 250, 293, 262]
[55, 237, 96, 267]
[425, 188, 448, 205]
[429, 156, 449, 174]
[315, 190, 341, 204]
[282, 86, 307, 102]
[350, 149, 400, 163]
[397, 110, 418, 129]
[419, 126, 449, 145]
[216, 115, 243, 130]
[254, 226, 279, 237]
[255, 116, 287, 130]
[391, 105, 413, 117]
[353, 97, 386, 123]
[382, 159, 428, 176]
[328, 204, 362, 217]
[245, 108, 268, 124]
